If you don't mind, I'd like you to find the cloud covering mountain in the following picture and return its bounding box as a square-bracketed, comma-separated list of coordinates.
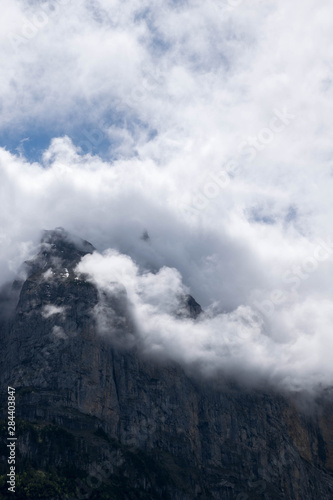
[1, 0, 333, 389]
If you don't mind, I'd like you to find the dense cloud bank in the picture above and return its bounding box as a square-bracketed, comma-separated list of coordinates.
[1, 0, 333, 389]
[75, 246, 333, 391]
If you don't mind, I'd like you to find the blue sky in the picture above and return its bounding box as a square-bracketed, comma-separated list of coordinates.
[0, 109, 148, 162]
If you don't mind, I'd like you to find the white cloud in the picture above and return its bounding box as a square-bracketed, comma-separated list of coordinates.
[52, 325, 67, 340]
[1, 0, 333, 389]
[42, 305, 66, 318]
[76, 249, 333, 391]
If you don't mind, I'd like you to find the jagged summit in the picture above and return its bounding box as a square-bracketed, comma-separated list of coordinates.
[25, 227, 95, 277]
[23, 228, 203, 319]
[40, 226, 95, 263]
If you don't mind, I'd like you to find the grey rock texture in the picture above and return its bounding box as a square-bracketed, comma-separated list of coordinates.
[0, 229, 333, 499]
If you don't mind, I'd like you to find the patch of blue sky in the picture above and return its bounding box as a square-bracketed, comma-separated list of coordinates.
[0, 107, 157, 164]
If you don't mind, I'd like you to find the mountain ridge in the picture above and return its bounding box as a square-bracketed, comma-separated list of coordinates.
[0, 229, 333, 499]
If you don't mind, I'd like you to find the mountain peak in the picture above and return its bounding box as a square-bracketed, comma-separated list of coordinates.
[26, 227, 95, 277]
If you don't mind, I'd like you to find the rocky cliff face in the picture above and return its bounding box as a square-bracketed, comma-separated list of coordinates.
[1, 228, 333, 499]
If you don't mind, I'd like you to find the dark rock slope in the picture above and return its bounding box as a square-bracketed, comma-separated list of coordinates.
[0, 228, 333, 499]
